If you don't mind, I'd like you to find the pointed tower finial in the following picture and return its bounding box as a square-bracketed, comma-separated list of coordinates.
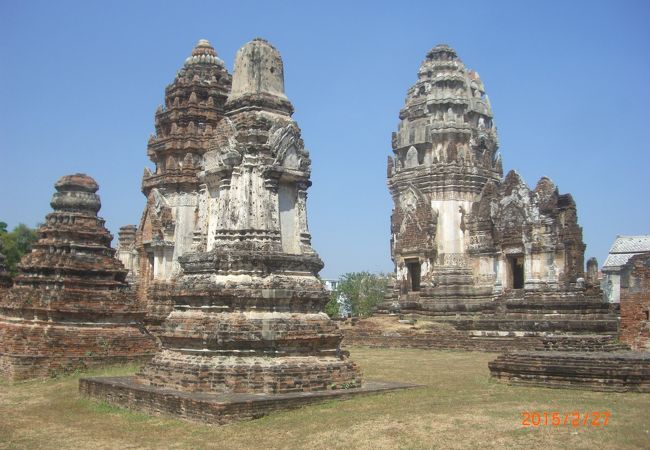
[184, 38, 223, 66]
[227, 38, 292, 114]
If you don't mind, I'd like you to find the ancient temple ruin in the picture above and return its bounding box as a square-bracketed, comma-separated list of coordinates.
[386, 44, 586, 310]
[0, 174, 156, 380]
[81, 39, 409, 424]
[343, 44, 617, 352]
[132, 39, 232, 326]
[134, 37, 360, 393]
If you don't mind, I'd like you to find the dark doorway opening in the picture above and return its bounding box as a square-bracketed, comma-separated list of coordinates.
[148, 254, 155, 280]
[406, 260, 421, 292]
[508, 255, 524, 289]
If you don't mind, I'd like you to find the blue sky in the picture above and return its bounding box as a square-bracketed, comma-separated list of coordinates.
[1, 0, 649, 279]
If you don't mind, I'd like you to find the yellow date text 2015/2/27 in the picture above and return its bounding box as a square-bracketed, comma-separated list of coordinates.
[521, 411, 611, 427]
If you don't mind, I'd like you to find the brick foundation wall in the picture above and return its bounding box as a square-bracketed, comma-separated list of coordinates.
[620, 252, 650, 350]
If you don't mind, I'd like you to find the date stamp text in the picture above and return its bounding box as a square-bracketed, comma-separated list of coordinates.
[521, 411, 611, 427]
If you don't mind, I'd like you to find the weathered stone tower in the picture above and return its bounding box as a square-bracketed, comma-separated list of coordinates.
[0, 174, 156, 380]
[387, 44, 586, 312]
[133, 39, 232, 325]
[115, 224, 138, 281]
[134, 39, 361, 393]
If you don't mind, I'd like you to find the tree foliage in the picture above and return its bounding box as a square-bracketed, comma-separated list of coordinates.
[0, 223, 39, 276]
[329, 272, 389, 318]
[324, 295, 340, 318]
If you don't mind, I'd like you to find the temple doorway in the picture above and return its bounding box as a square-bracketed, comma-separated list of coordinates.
[508, 255, 525, 289]
[406, 259, 421, 292]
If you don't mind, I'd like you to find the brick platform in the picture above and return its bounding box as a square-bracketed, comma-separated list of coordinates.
[79, 376, 419, 425]
[341, 316, 625, 353]
[488, 351, 650, 392]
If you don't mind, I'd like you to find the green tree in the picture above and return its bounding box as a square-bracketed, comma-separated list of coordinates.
[324, 294, 340, 318]
[0, 223, 39, 276]
[332, 272, 389, 317]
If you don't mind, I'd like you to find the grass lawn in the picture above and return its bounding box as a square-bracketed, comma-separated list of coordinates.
[1, 347, 648, 449]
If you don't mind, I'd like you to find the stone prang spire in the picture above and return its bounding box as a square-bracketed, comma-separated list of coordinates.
[387, 45, 502, 308]
[135, 39, 362, 394]
[133, 39, 233, 327]
[386, 44, 586, 313]
[142, 39, 231, 197]
[0, 174, 156, 380]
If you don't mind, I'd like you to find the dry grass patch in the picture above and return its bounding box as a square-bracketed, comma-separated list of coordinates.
[1, 348, 648, 449]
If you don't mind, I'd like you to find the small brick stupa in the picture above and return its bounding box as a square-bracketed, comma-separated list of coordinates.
[0, 174, 156, 380]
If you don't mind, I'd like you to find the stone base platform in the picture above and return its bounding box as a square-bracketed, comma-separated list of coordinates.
[341, 316, 625, 353]
[488, 351, 650, 392]
[79, 376, 420, 425]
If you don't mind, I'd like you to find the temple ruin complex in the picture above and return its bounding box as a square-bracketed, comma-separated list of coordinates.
[0, 174, 156, 380]
[81, 39, 411, 424]
[344, 44, 618, 352]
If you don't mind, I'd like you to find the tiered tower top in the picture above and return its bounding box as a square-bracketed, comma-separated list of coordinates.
[142, 39, 232, 196]
[184, 39, 224, 66]
[390, 44, 502, 198]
